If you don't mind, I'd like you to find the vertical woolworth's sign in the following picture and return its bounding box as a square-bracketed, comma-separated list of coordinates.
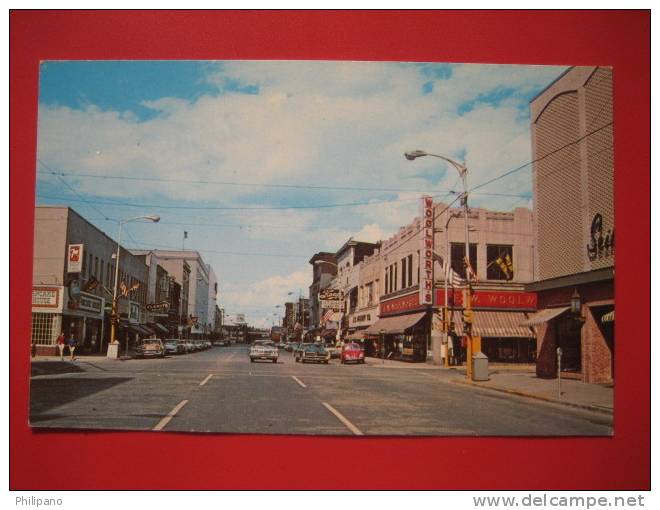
[67, 244, 84, 273]
[419, 196, 434, 305]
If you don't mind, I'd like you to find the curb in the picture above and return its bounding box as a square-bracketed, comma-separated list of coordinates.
[450, 379, 613, 415]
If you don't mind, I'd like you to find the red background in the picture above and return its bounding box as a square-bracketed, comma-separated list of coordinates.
[10, 10, 650, 490]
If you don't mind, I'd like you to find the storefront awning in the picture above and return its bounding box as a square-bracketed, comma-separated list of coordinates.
[519, 307, 569, 326]
[150, 323, 169, 334]
[140, 325, 155, 336]
[601, 310, 615, 323]
[345, 330, 367, 341]
[454, 311, 533, 338]
[364, 312, 426, 335]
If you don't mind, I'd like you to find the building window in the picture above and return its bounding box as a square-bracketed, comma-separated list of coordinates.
[450, 243, 478, 279]
[401, 257, 407, 289]
[99, 260, 104, 286]
[407, 254, 413, 288]
[393, 263, 398, 292]
[31, 312, 55, 345]
[487, 245, 514, 280]
[366, 282, 374, 306]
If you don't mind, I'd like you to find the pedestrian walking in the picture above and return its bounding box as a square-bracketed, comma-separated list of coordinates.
[56, 332, 66, 360]
[66, 334, 77, 361]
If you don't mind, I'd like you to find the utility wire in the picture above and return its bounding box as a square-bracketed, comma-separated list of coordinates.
[469, 121, 613, 194]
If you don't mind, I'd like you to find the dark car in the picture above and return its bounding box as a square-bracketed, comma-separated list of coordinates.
[295, 343, 330, 364]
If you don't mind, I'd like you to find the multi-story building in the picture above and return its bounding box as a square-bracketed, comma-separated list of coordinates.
[131, 250, 212, 336]
[329, 238, 379, 338]
[364, 200, 536, 364]
[350, 248, 383, 348]
[308, 252, 337, 328]
[207, 264, 218, 333]
[32, 206, 151, 355]
[523, 66, 614, 383]
[284, 301, 296, 336]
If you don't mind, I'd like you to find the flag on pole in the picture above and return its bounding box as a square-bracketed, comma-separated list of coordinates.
[129, 282, 140, 292]
[119, 281, 128, 297]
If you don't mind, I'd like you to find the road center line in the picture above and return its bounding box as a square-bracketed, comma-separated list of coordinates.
[153, 399, 189, 431]
[199, 374, 213, 386]
[291, 375, 307, 388]
[322, 402, 363, 436]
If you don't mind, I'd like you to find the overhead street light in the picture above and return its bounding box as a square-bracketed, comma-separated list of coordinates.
[405, 149, 474, 378]
[107, 214, 160, 359]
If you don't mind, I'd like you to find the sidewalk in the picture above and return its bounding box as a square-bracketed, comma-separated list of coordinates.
[450, 369, 613, 414]
[364, 356, 446, 370]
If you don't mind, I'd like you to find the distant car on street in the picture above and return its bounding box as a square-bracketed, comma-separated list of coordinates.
[324, 342, 341, 359]
[135, 338, 165, 358]
[184, 340, 195, 352]
[250, 341, 279, 363]
[341, 342, 365, 364]
[295, 343, 330, 364]
[163, 339, 182, 355]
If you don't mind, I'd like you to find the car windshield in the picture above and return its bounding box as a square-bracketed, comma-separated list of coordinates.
[344, 343, 360, 350]
[143, 339, 160, 345]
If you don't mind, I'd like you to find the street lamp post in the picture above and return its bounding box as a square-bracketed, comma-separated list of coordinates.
[405, 150, 474, 379]
[107, 215, 160, 359]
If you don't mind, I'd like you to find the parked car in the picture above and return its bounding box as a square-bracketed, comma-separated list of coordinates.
[295, 343, 330, 364]
[250, 341, 279, 363]
[135, 338, 165, 358]
[293, 342, 309, 358]
[163, 339, 181, 355]
[324, 342, 341, 359]
[341, 342, 365, 364]
[184, 340, 195, 352]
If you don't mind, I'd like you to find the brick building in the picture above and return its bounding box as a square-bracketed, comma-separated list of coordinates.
[523, 66, 614, 383]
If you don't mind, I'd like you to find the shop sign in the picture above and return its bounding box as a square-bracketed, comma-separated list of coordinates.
[586, 213, 615, 261]
[146, 301, 170, 312]
[128, 302, 140, 323]
[434, 289, 537, 310]
[419, 196, 434, 305]
[67, 244, 84, 273]
[351, 313, 372, 324]
[320, 288, 344, 311]
[78, 292, 103, 314]
[380, 293, 422, 316]
[32, 286, 60, 308]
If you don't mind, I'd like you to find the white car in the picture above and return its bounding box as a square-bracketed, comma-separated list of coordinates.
[250, 341, 278, 363]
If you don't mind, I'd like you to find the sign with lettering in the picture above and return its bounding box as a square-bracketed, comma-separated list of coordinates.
[320, 288, 344, 310]
[67, 244, 84, 273]
[380, 292, 423, 316]
[78, 292, 103, 314]
[586, 213, 615, 261]
[419, 196, 434, 305]
[32, 287, 60, 308]
[434, 289, 537, 310]
[146, 301, 170, 312]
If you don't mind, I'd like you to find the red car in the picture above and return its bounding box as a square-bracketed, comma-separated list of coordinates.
[340, 342, 365, 364]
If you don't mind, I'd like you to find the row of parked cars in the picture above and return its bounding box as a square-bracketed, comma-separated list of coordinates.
[277, 340, 366, 364]
[134, 338, 213, 358]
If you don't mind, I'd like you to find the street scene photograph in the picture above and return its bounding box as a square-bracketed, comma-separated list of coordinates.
[29, 60, 614, 436]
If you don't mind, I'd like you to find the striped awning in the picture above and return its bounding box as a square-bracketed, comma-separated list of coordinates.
[454, 311, 533, 338]
[364, 312, 427, 335]
[519, 307, 570, 326]
[601, 310, 615, 323]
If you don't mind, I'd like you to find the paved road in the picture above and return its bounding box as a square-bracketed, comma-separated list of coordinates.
[29, 344, 613, 436]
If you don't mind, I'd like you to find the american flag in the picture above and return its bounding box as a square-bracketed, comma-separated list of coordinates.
[119, 281, 128, 297]
[320, 309, 334, 326]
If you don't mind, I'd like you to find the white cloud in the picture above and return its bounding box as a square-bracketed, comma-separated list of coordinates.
[35, 60, 567, 325]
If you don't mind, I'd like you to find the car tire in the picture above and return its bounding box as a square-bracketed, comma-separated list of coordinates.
[272, 359, 277, 363]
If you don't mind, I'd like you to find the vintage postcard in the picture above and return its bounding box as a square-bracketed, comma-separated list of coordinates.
[29, 61, 614, 435]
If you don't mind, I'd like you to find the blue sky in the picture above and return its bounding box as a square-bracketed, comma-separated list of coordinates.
[35, 60, 567, 326]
